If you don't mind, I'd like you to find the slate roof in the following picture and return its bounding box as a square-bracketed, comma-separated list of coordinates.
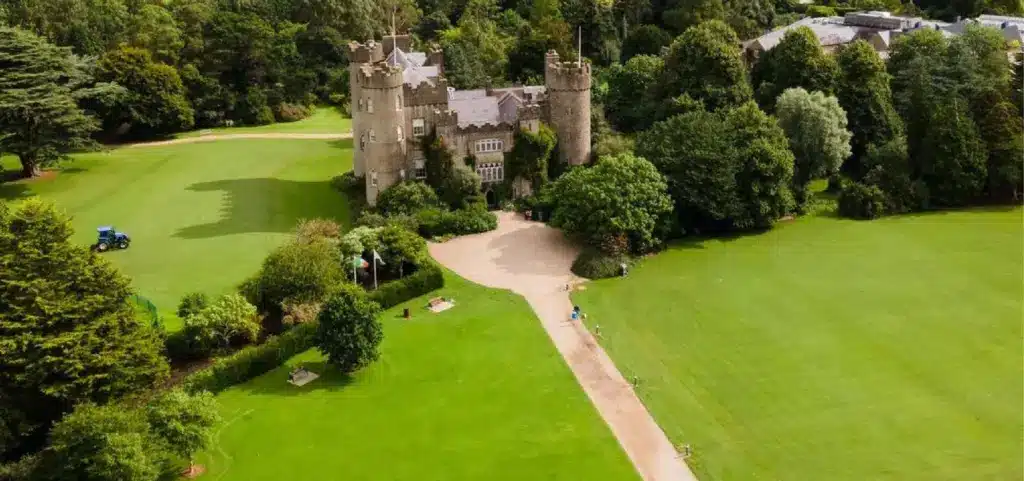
[386, 47, 438, 87]
[449, 96, 500, 127]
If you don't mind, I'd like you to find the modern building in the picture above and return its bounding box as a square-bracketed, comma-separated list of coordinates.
[744, 11, 1024, 61]
[347, 35, 592, 206]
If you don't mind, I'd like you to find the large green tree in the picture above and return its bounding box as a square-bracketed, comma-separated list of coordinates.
[145, 389, 220, 473]
[0, 27, 98, 178]
[775, 88, 852, 208]
[549, 152, 673, 253]
[835, 40, 903, 178]
[659, 20, 751, 113]
[313, 285, 384, 373]
[604, 54, 663, 132]
[724, 101, 796, 228]
[621, 24, 671, 61]
[661, 0, 725, 34]
[96, 46, 194, 138]
[0, 200, 169, 459]
[751, 26, 838, 111]
[917, 97, 988, 207]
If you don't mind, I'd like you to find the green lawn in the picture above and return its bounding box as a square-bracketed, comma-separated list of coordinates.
[200, 272, 640, 481]
[574, 208, 1024, 481]
[174, 106, 351, 139]
[1, 139, 353, 329]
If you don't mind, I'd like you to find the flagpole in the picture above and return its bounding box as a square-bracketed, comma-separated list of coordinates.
[373, 257, 378, 290]
[353, 256, 357, 284]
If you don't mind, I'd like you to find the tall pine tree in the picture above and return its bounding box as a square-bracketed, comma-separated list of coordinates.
[0, 27, 98, 178]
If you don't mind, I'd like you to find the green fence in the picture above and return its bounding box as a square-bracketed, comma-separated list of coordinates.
[131, 294, 161, 328]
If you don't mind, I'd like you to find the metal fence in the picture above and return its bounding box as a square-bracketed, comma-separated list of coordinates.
[131, 294, 161, 328]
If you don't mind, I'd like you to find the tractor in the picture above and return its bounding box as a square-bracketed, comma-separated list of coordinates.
[92, 226, 130, 252]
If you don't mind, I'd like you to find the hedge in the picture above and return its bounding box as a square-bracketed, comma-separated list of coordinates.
[416, 205, 497, 238]
[368, 259, 444, 309]
[571, 248, 630, 279]
[182, 322, 317, 394]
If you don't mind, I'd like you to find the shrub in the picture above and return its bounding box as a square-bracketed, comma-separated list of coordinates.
[294, 218, 342, 243]
[281, 300, 322, 327]
[439, 165, 483, 209]
[182, 322, 317, 394]
[367, 260, 444, 309]
[838, 182, 887, 219]
[376, 181, 439, 216]
[356, 211, 420, 231]
[251, 239, 347, 314]
[236, 89, 275, 126]
[182, 294, 260, 352]
[571, 248, 630, 279]
[314, 285, 383, 373]
[176, 292, 209, 320]
[806, 5, 836, 17]
[416, 204, 497, 238]
[273, 103, 311, 122]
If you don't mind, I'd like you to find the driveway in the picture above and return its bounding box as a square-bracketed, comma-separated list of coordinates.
[429, 211, 698, 481]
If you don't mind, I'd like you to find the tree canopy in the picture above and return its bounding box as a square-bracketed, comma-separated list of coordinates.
[314, 285, 384, 373]
[751, 26, 839, 111]
[659, 20, 752, 113]
[775, 88, 852, 207]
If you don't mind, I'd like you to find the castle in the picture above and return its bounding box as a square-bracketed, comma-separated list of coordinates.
[347, 35, 592, 205]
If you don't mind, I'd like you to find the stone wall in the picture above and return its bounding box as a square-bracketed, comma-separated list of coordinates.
[544, 51, 592, 167]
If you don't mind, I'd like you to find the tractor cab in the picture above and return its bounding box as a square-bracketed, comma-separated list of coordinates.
[92, 226, 131, 252]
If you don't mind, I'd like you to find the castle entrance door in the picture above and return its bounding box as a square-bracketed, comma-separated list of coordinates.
[485, 189, 497, 209]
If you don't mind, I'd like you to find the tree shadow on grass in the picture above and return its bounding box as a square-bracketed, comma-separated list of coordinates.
[239, 360, 355, 397]
[173, 178, 345, 239]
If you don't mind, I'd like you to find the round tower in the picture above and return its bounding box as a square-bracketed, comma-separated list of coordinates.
[354, 62, 406, 205]
[544, 51, 592, 166]
[347, 41, 384, 177]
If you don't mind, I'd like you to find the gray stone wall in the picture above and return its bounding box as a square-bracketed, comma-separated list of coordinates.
[354, 65, 405, 205]
[544, 51, 592, 167]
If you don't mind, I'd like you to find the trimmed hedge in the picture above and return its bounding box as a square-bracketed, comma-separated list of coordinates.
[368, 260, 444, 309]
[571, 248, 630, 279]
[182, 322, 318, 394]
[416, 205, 497, 238]
[838, 182, 887, 220]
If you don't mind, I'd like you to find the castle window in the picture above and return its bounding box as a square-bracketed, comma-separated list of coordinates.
[397, 126, 404, 141]
[475, 139, 503, 153]
[476, 162, 504, 183]
[370, 170, 378, 188]
[369, 129, 376, 142]
[360, 134, 366, 151]
[367, 99, 374, 113]
[358, 99, 364, 111]
[412, 118, 425, 136]
[413, 155, 426, 179]
[396, 95, 402, 110]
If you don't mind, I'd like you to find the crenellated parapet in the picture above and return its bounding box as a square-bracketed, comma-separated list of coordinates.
[456, 122, 517, 134]
[405, 77, 450, 106]
[519, 104, 542, 120]
[433, 109, 459, 127]
[545, 61, 592, 92]
[355, 63, 403, 90]
[347, 41, 384, 64]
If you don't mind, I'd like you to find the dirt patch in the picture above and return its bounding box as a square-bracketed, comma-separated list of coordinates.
[182, 464, 206, 479]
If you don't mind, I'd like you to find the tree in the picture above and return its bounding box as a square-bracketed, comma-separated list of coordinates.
[440, 165, 484, 209]
[775, 88, 852, 208]
[128, 4, 184, 64]
[43, 403, 168, 481]
[0, 200, 169, 459]
[183, 294, 260, 350]
[250, 239, 347, 314]
[505, 123, 557, 191]
[376, 181, 440, 216]
[549, 153, 673, 253]
[375, 224, 427, 278]
[659, 20, 752, 113]
[835, 40, 903, 178]
[724, 102, 796, 228]
[636, 109, 742, 234]
[604, 55, 663, 132]
[421, 128, 455, 192]
[723, 0, 775, 40]
[176, 292, 209, 319]
[751, 26, 838, 111]
[621, 24, 671, 61]
[661, 0, 725, 34]
[314, 285, 384, 373]
[145, 389, 219, 473]
[96, 46, 194, 138]
[916, 97, 987, 207]
[888, 28, 949, 166]
[0, 27, 98, 178]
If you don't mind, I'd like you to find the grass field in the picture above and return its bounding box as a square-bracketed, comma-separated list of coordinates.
[1, 139, 353, 329]
[174, 106, 351, 139]
[200, 272, 639, 481]
[574, 208, 1024, 481]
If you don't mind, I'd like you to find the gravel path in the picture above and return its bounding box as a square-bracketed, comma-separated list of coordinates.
[125, 132, 351, 148]
[429, 211, 698, 481]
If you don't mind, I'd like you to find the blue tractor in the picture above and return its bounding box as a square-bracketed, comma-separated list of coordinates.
[92, 226, 130, 252]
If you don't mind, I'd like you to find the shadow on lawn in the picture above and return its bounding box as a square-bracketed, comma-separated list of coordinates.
[240, 360, 354, 397]
[173, 178, 342, 239]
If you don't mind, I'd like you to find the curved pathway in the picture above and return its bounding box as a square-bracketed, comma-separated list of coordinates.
[125, 132, 351, 148]
[429, 211, 698, 481]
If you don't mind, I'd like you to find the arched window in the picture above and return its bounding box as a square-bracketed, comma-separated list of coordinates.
[359, 133, 366, 151]
[396, 94, 402, 110]
[396, 126, 404, 141]
[357, 99, 364, 111]
[370, 170, 378, 187]
[368, 129, 376, 142]
[367, 99, 374, 113]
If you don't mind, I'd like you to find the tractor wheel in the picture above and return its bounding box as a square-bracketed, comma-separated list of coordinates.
[118, 241, 128, 249]
[97, 242, 109, 252]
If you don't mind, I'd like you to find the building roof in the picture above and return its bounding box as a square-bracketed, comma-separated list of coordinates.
[449, 96, 500, 127]
[386, 47, 438, 87]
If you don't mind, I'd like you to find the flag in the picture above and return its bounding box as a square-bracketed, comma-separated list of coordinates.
[372, 250, 385, 265]
[352, 256, 368, 269]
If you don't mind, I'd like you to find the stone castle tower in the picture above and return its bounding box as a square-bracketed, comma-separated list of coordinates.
[544, 51, 591, 166]
[347, 41, 407, 202]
